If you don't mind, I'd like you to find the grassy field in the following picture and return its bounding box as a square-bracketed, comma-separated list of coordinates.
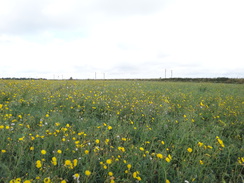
[0, 80, 243, 183]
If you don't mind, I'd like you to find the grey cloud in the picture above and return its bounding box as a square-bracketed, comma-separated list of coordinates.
[0, 0, 171, 36]
[1, 1, 48, 34]
[0, 1, 93, 35]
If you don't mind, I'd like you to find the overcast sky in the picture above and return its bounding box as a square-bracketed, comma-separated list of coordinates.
[0, 0, 243, 79]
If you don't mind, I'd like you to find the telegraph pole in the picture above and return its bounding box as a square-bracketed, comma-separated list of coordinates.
[165, 69, 167, 79]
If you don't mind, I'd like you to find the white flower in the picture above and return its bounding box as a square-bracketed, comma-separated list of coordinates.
[73, 174, 80, 183]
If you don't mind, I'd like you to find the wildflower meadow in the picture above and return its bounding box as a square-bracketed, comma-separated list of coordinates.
[0, 80, 243, 183]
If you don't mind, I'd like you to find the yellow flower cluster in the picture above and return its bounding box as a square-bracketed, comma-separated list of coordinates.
[64, 159, 78, 169]
[216, 136, 225, 148]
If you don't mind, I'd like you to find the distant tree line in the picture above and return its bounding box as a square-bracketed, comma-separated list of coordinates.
[159, 77, 244, 84]
[107, 77, 244, 84]
[1, 77, 243, 84]
[1, 77, 47, 80]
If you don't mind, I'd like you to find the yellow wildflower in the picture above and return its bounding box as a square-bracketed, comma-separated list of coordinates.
[105, 139, 110, 144]
[23, 180, 31, 183]
[122, 138, 127, 141]
[139, 147, 144, 151]
[73, 159, 78, 167]
[43, 177, 51, 183]
[118, 146, 125, 152]
[156, 153, 163, 159]
[187, 148, 193, 153]
[165, 157, 171, 162]
[57, 149, 62, 154]
[15, 178, 21, 183]
[36, 160, 42, 168]
[51, 157, 57, 166]
[133, 171, 139, 178]
[238, 157, 244, 165]
[41, 150, 47, 155]
[136, 176, 142, 181]
[55, 122, 60, 126]
[106, 159, 112, 164]
[165, 155, 172, 163]
[85, 170, 91, 176]
[198, 142, 204, 147]
[216, 136, 225, 148]
[85, 150, 89, 154]
[127, 164, 132, 169]
[64, 160, 73, 169]
[73, 173, 80, 178]
[95, 139, 100, 144]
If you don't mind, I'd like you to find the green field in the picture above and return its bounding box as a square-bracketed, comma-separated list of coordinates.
[0, 80, 243, 183]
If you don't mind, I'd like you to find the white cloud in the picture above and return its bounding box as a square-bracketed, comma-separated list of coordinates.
[0, 0, 244, 79]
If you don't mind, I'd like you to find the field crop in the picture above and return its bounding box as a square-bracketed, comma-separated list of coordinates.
[0, 80, 243, 183]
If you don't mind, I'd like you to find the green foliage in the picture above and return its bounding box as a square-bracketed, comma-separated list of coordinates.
[0, 80, 243, 183]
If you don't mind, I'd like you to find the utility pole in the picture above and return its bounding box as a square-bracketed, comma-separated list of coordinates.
[165, 69, 167, 79]
[171, 70, 173, 78]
